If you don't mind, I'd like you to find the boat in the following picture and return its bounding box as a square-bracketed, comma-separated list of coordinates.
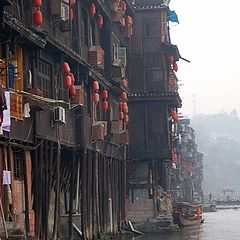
[172, 202, 204, 227]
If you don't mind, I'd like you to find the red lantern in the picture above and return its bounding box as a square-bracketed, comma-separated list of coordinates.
[92, 81, 99, 92]
[69, 9, 74, 21]
[123, 102, 128, 111]
[101, 90, 108, 99]
[97, 15, 103, 28]
[62, 62, 70, 73]
[70, 0, 75, 6]
[69, 85, 76, 97]
[119, 102, 123, 111]
[69, 72, 75, 84]
[34, 0, 42, 7]
[34, 10, 43, 26]
[102, 100, 109, 111]
[64, 75, 72, 88]
[89, 3, 96, 17]
[93, 93, 100, 103]
[121, 78, 128, 87]
[126, 16, 132, 25]
[121, 91, 127, 101]
[125, 105, 129, 113]
[124, 114, 129, 123]
[121, 1, 126, 13]
[171, 110, 179, 122]
[119, 111, 124, 120]
[173, 63, 178, 72]
[168, 55, 174, 63]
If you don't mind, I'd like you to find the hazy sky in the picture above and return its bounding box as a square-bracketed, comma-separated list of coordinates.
[169, 0, 240, 117]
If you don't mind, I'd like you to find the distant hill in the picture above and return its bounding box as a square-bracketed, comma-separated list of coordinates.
[190, 111, 240, 199]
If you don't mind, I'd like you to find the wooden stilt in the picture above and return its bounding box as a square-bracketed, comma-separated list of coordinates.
[0, 196, 8, 239]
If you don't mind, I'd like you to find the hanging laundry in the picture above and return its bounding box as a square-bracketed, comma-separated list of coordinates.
[3, 170, 11, 185]
[0, 85, 7, 111]
[24, 102, 31, 118]
[8, 63, 15, 88]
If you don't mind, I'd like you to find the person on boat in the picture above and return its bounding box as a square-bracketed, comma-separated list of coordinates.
[196, 208, 202, 219]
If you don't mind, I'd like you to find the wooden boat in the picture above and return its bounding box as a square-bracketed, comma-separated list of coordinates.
[173, 202, 204, 227]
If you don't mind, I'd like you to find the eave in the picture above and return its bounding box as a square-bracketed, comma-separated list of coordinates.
[162, 42, 190, 63]
[130, 91, 182, 108]
[3, 11, 47, 48]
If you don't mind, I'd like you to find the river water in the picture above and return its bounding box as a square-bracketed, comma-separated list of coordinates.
[125, 209, 240, 240]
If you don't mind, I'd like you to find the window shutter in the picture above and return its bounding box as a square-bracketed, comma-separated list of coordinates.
[10, 46, 23, 120]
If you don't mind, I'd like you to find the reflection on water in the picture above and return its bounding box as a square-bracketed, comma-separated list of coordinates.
[124, 210, 240, 240]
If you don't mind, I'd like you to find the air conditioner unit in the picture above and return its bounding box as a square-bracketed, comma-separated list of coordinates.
[51, 0, 69, 22]
[61, 2, 69, 21]
[53, 107, 66, 124]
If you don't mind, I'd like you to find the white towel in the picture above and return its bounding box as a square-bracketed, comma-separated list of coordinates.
[3, 170, 11, 185]
[24, 102, 31, 118]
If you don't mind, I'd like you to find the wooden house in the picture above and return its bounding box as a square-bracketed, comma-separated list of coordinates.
[0, 0, 134, 239]
[127, 0, 182, 221]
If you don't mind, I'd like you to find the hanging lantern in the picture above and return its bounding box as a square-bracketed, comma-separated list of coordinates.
[121, 1, 126, 13]
[70, 0, 75, 6]
[124, 114, 129, 123]
[97, 15, 103, 28]
[69, 8, 74, 21]
[173, 63, 178, 72]
[102, 100, 109, 111]
[168, 55, 174, 63]
[123, 102, 128, 111]
[93, 93, 99, 104]
[125, 105, 129, 113]
[101, 90, 108, 99]
[69, 85, 76, 97]
[171, 110, 179, 122]
[121, 78, 128, 87]
[34, 0, 42, 8]
[119, 111, 124, 120]
[34, 10, 43, 26]
[119, 102, 124, 111]
[64, 75, 72, 88]
[62, 62, 70, 73]
[69, 72, 75, 84]
[126, 16, 132, 25]
[92, 81, 99, 92]
[121, 91, 127, 101]
[89, 3, 96, 17]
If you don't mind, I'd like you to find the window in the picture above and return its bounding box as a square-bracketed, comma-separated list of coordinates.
[80, 8, 89, 46]
[38, 60, 52, 98]
[149, 68, 164, 82]
[113, 45, 127, 66]
[13, 149, 24, 180]
[143, 17, 158, 38]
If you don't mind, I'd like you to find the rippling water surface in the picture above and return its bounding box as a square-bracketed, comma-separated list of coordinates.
[124, 209, 240, 240]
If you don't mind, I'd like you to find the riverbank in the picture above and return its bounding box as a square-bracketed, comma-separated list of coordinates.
[122, 210, 240, 240]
